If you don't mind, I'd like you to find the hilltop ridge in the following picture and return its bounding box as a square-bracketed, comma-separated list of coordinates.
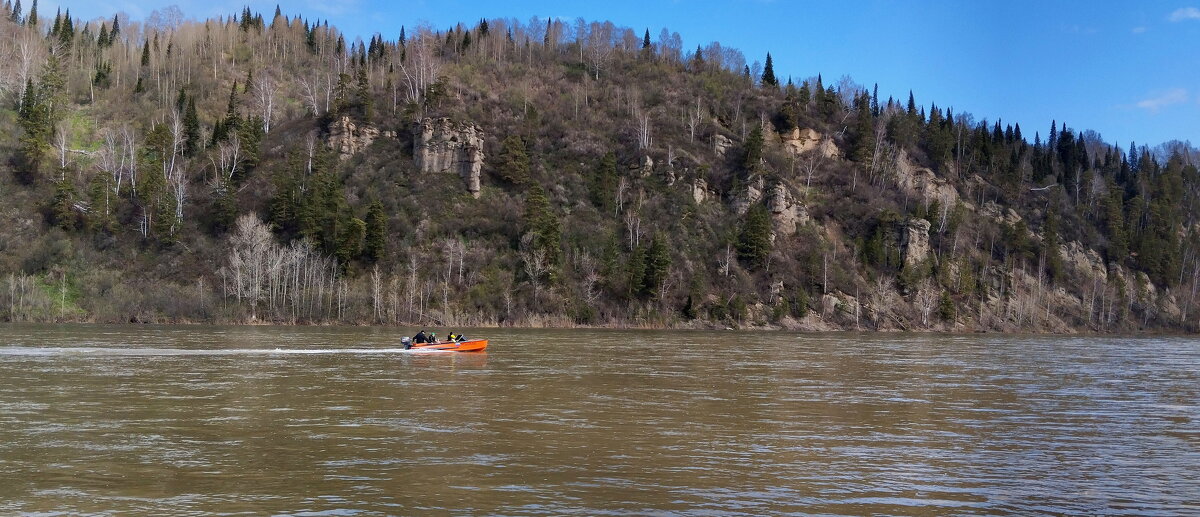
[0, 4, 1198, 331]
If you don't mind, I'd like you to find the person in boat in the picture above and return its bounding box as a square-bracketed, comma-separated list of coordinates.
[413, 330, 429, 344]
[447, 332, 459, 342]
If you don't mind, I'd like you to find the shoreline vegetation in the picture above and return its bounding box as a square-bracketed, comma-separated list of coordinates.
[1, 6, 1198, 334]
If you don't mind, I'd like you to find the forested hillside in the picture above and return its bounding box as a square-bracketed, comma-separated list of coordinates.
[2, 4, 1198, 331]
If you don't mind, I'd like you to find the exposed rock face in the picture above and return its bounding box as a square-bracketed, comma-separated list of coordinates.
[328, 116, 396, 160]
[1061, 241, 1107, 282]
[714, 134, 733, 157]
[732, 175, 765, 215]
[781, 128, 839, 159]
[895, 151, 958, 207]
[412, 118, 485, 198]
[901, 218, 932, 270]
[981, 201, 1022, 225]
[767, 183, 806, 236]
[691, 178, 709, 204]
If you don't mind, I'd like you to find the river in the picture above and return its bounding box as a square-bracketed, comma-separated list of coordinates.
[0, 325, 1197, 515]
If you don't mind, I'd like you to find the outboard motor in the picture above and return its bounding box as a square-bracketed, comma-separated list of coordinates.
[401, 336, 412, 350]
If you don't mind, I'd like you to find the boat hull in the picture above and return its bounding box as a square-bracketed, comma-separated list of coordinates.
[409, 339, 488, 352]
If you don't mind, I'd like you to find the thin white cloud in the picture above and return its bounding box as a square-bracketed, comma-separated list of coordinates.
[1136, 88, 1189, 112]
[1169, 7, 1200, 22]
[1132, 26, 1147, 34]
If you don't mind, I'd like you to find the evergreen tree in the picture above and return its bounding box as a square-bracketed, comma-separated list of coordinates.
[626, 244, 646, 298]
[590, 152, 618, 213]
[761, 52, 778, 87]
[354, 65, 373, 121]
[851, 92, 875, 164]
[1042, 210, 1064, 281]
[183, 98, 201, 157]
[336, 217, 367, 266]
[110, 14, 119, 39]
[50, 177, 79, 231]
[736, 204, 772, 269]
[742, 126, 764, 174]
[11, 0, 21, 24]
[26, 0, 34, 26]
[363, 201, 387, 262]
[642, 235, 671, 297]
[495, 135, 530, 185]
[522, 182, 561, 269]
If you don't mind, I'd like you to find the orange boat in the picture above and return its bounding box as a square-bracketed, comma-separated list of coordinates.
[408, 339, 488, 353]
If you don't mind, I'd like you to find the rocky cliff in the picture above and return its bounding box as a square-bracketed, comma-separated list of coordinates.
[412, 118, 485, 198]
[327, 116, 396, 160]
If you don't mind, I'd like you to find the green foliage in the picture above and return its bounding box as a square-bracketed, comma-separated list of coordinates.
[49, 178, 79, 231]
[183, 98, 201, 157]
[336, 217, 367, 266]
[1042, 210, 1064, 281]
[522, 182, 561, 268]
[495, 135, 530, 185]
[590, 152, 618, 212]
[761, 52, 778, 88]
[742, 126, 764, 174]
[364, 201, 387, 263]
[736, 204, 772, 269]
[938, 291, 955, 322]
[851, 92, 874, 164]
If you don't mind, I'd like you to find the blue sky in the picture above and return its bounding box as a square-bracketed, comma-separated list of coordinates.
[40, 0, 1200, 148]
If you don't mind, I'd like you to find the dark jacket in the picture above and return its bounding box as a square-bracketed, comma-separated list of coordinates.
[413, 331, 428, 344]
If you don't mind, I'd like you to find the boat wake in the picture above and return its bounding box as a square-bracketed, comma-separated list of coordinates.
[0, 347, 426, 356]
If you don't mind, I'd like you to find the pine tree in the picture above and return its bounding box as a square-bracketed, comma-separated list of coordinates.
[737, 204, 773, 269]
[642, 235, 671, 297]
[761, 52, 778, 87]
[522, 182, 561, 269]
[363, 201, 387, 262]
[110, 14, 119, 39]
[742, 126, 764, 174]
[183, 98, 201, 157]
[496, 135, 530, 185]
[354, 65, 373, 121]
[1042, 210, 1064, 281]
[851, 92, 875, 164]
[590, 152, 618, 212]
[50, 177, 79, 231]
[627, 244, 647, 298]
[10, 0, 21, 24]
[140, 41, 150, 67]
[336, 217, 367, 266]
[175, 87, 187, 114]
[26, 0, 35, 26]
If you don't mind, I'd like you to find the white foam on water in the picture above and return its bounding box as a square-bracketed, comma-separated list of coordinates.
[0, 347, 420, 356]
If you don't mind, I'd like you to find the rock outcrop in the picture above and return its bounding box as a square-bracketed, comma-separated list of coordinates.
[1061, 241, 1107, 282]
[780, 128, 839, 159]
[901, 218, 932, 270]
[767, 183, 806, 236]
[713, 134, 733, 157]
[894, 151, 958, 207]
[691, 178, 710, 204]
[412, 118, 485, 198]
[328, 116, 396, 160]
[732, 175, 765, 215]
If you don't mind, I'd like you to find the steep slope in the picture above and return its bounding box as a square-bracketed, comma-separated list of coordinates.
[0, 6, 1197, 331]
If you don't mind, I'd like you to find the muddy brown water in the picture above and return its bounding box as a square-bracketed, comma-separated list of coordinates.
[0, 324, 1197, 515]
